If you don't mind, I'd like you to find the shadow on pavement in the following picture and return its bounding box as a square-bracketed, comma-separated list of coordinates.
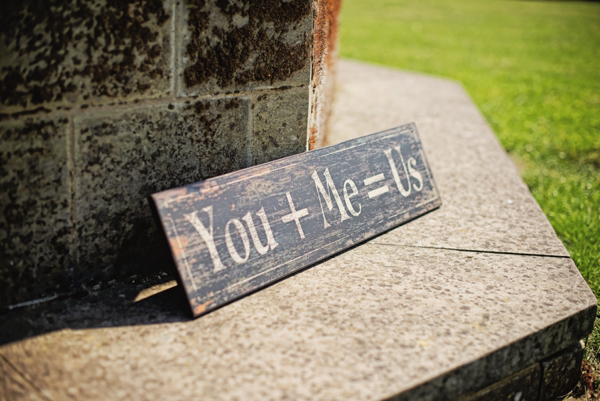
[0, 273, 191, 346]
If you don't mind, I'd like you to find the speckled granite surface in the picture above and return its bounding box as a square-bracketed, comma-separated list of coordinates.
[0, 60, 596, 401]
[326, 61, 568, 258]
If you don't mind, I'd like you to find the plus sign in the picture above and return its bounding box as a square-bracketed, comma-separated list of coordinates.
[281, 192, 309, 239]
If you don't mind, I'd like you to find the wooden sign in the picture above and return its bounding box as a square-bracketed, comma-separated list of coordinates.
[151, 123, 441, 317]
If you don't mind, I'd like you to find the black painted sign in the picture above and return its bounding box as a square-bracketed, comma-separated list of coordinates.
[151, 123, 441, 317]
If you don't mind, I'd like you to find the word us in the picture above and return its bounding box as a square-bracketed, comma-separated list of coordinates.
[151, 124, 441, 317]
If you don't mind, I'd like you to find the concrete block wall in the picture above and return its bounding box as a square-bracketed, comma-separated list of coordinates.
[0, 0, 341, 309]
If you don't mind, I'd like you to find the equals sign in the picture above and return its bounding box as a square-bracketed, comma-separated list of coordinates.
[364, 173, 389, 198]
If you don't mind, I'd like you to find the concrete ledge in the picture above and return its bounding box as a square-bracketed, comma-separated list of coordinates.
[0, 60, 596, 401]
[457, 363, 541, 401]
[540, 342, 585, 400]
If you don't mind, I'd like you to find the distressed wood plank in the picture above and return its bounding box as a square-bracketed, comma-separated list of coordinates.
[151, 123, 441, 317]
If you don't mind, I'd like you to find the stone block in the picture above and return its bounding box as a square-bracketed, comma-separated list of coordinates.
[74, 97, 250, 277]
[0, 0, 172, 113]
[179, 0, 312, 96]
[0, 247, 595, 401]
[0, 116, 71, 309]
[458, 363, 541, 401]
[250, 88, 309, 165]
[540, 342, 584, 400]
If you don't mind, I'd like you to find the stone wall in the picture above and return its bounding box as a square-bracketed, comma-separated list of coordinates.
[0, 0, 341, 309]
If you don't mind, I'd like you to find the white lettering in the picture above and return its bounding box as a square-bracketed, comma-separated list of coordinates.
[311, 168, 351, 228]
[242, 207, 278, 255]
[363, 173, 389, 199]
[184, 206, 226, 273]
[281, 192, 310, 239]
[343, 179, 361, 216]
[408, 157, 423, 191]
[225, 218, 250, 264]
[384, 146, 411, 197]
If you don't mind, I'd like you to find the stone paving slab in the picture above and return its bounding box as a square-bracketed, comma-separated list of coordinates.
[327, 60, 568, 257]
[0, 60, 596, 401]
[0, 356, 45, 401]
[0, 246, 595, 401]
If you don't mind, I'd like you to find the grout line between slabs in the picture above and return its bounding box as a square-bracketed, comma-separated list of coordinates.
[67, 114, 79, 268]
[1, 86, 309, 121]
[373, 242, 572, 259]
[171, 0, 179, 98]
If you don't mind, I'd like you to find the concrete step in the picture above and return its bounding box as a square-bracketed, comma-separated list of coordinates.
[0, 59, 596, 401]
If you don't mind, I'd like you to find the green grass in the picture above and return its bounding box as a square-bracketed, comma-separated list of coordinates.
[339, 0, 600, 381]
[340, 0, 600, 295]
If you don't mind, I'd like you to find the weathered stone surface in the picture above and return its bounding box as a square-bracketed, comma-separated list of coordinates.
[0, 116, 71, 309]
[179, 0, 312, 96]
[74, 97, 250, 278]
[327, 60, 569, 257]
[0, 0, 172, 113]
[250, 88, 308, 165]
[0, 247, 595, 401]
[0, 0, 328, 309]
[0, 356, 45, 401]
[0, 61, 595, 401]
[540, 343, 584, 400]
[457, 363, 540, 401]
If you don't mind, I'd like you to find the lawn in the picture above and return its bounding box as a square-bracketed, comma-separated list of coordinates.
[339, 0, 600, 391]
